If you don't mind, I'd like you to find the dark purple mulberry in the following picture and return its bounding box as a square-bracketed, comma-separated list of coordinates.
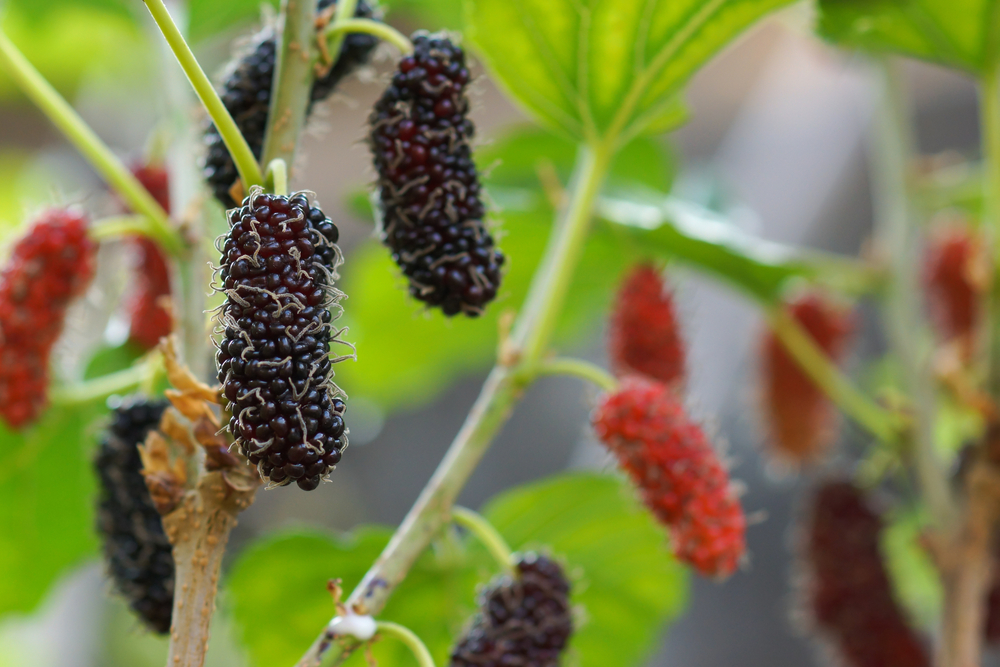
[799, 481, 930, 667]
[95, 398, 173, 634]
[215, 190, 348, 491]
[369, 34, 503, 317]
[449, 553, 573, 667]
[204, 0, 381, 208]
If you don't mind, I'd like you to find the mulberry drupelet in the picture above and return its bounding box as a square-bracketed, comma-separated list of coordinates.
[216, 190, 348, 491]
[95, 399, 173, 634]
[203, 0, 381, 208]
[369, 34, 504, 316]
[449, 553, 573, 667]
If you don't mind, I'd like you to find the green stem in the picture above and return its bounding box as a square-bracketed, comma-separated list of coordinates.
[452, 506, 515, 575]
[294, 143, 612, 667]
[142, 0, 264, 194]
[870, 57, 955, 528]
[323, 0, 361, 73]
[530, 357, 617, 392]
[324, 19, 414, 55]
[513, 145, 612, 364]
[267, 158, 289, 197]
[765, 306, 903, 444]
[50, 356, 162, 406]
[260, 0, 318, 169]
[0, 29, 182, 256]
[374, 622, 435, 667]
[89, 215, 162, 243]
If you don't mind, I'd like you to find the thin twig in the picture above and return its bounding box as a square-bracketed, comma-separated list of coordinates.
[295, 144, 613, 667]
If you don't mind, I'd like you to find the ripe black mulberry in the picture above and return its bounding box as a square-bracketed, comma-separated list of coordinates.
[449, 553, 573, 667]
[95, 398, 173, 634]
[369, 34, 503, 317]
[215, 190, 349, 491]
[203, 0, 380, 208]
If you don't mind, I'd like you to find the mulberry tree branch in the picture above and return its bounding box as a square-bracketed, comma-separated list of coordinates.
[295, 143, 612, 667]
[164, 472, 259, 667]
[260, 0, 320, 170]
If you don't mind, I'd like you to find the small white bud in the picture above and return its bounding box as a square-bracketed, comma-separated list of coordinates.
[327, 613, 377, 641]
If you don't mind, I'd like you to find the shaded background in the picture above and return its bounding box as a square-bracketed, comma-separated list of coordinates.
[0, 2, 983, 665]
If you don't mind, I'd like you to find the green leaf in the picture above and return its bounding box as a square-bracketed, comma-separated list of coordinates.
[464, 0, 794, 143]
[84, 343, 146, 380]
[882, 507, 941, 628]
[597, 193, 821, 301]
[817, 0, 1000, 73]
[227, 472, 686, 667]
[338, 127, 673, 413]
[187, 0, 279, 43]
[483, 472, 688, 667]
[0, 402, 107, 618]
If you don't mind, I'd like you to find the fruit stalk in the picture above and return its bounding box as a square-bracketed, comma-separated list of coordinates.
[374, 622, 436, 667]
[764, 305, 902, 444]
[323, 19, 413, 55]
[0, 30, 181, 256]
[142, 0, 264, 192]
[295, 143, 612, 667]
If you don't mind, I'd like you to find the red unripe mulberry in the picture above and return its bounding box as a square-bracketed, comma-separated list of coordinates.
[608, 264, 685, 388]
[0, 209, 96, 428]
[800, 481, 930, 667]
[761, 292, 854, 464]
[591, 376, 745, 577]
[924, 227, 984, 352]
[125, 165, 173, 350]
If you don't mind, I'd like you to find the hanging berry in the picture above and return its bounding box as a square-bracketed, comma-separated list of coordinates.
[760, 291, 854, 464]
[449, 553, 573, 667]
[0, 208, 96, 429]
[204, 0, 380, 208]
[95, 399, 173, 634]
[216, 190, 349, 491]
[125, 165, 173, 350]
[591, 376, 745, 577]
[800, 481, 930, 667]
[368, 33, 504, 317]
[608, 263, 686, 388]
[924, 226, 984, 355]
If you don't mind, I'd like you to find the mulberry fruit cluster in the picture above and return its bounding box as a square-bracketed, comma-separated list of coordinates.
[95, 398, 174, 634]
[204, 0, 380, 208]
[761, 291, 853, 464]
[369, 34, 503, 317]
[800, 481, 929, 667]
[126, 165, 173, 350]
[216, 191, 348, 491]
[924, 227, 982, 352]
[609, 263, 686, 387]
[0, 209, 96, 429]
[592, 376, 745, 577]
[449, 553, 573, 667]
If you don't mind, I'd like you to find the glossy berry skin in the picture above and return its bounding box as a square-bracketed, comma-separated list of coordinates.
[95, 399, 173, 634]
[450, 553, 573, 667]
[126, 165, 173, 350]
[204, 0, 379, 208]
[761, 292, 853, 464]
[609, 264, 685, 387]
[0, 209, 96, 429]
[801, 482, 930, 667]
[592, 376, 745, 577]
[369, 34, 503, 317]
[216, 192, 347, 490]
[924, 228, 982, 350]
